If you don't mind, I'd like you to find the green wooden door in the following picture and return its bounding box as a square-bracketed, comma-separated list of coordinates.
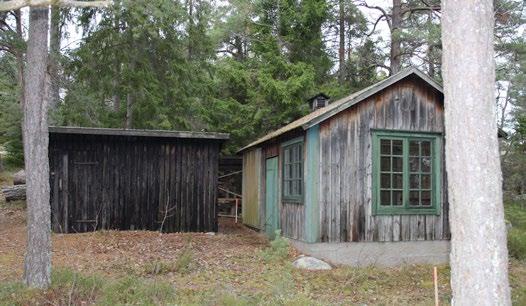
[265, 157, 279, 239]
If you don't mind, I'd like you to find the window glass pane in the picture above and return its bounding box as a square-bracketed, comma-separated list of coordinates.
[393, 174, 403, 189]
[381, 173, 391, 188]
[421, 157, 431, 173]
[422, 174, 431, 189]
[421, 191, 431, 206]
[410, 174, 420, 189]
[381, 157, 391, 171]
[392, 157, 403, 172]
[421, 141, 431, 156]
[380, 139, 391, 154]
[392, 140, 403, 155]
[409, 141, 420, 156]
[380, 190, 391, 206]
[409, 157, 419, 172]
[297, 180, 302, 195]
[298, 163, 303, 179]
[298, 144, 303, 160]
[392, 191, 403, 206]
[409, 191, 420, 206]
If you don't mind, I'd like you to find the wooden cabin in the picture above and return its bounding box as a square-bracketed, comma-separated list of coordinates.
[49, 127, 228, 233]
[239, 68, 451, 263]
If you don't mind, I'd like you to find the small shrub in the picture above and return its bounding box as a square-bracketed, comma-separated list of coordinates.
[261, 230, 290, 262]
[174, 247, 193, 273]
[145, 248, 194, 275]
[99, 276, 175, 305]
[0, 281, 37, 306]
[508, 228, 526, 260]
[48, 268, 105, 305]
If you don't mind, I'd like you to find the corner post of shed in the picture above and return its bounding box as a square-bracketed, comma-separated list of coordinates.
[305, 125, 320, 243]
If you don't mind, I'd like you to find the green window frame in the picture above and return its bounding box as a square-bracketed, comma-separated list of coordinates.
[282, 138, 304, 203]
[372, 130, 442, 215]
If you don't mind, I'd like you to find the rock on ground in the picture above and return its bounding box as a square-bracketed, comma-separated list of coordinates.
[13, 170, 25, 185]
[292, 255, 332, 270]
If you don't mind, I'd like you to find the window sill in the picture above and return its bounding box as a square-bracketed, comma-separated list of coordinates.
[282, 197, 303, 204]
[373, 207, 440, 215]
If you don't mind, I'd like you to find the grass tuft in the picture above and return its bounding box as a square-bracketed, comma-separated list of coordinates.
[261, 230, 290, 262]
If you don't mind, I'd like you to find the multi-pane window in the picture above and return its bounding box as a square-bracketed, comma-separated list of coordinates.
[373, 131, 441, 215]
[282, 140, 303, 202]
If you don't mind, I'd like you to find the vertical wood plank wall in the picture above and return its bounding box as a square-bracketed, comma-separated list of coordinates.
[241, 148, 262, 229]
[319, 77, 449, 242]
[49, 134, 221, 233]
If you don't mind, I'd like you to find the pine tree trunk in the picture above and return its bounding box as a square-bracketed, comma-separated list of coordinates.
[442, 0, 511, 304]
[338, 0, 345, 83]
[23, 7, 51, 289]
[390, 0, 402, 74]
[15, 9, 25, 109]
[49, 6, 61, 114]
[125, 93, 133, 128]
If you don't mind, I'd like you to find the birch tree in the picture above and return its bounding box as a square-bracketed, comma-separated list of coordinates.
[0, 0, 109, 289]
[442, 0, 511, 304]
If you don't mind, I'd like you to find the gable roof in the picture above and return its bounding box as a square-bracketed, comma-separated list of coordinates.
[238, 67, 442, 153]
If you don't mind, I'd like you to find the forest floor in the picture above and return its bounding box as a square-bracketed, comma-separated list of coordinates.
[0, 183, 525, 304]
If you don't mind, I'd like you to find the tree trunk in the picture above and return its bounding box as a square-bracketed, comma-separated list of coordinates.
[14, 9, 25, 109]
[49, 6, 61, 114]
[426, 10, 435, 78]
[442, 0, 511, 304]
[125, 93, 133, 128]
[23, 7, 51, 289]
[390, 0, 402, 74]
[338, 0, 345, 83]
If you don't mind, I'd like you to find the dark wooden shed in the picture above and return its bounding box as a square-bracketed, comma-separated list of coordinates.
[49, 127, 229, 233]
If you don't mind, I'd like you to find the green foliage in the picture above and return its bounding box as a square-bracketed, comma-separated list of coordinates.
[145, 247, 194, 275]
[508, 229, 526, 261]
[261, 230, 290, 262]
[0, 268, 176, 306]
[0, 55, 23, 167]
[100, 276, 175, 305]
[506, 200, 526, 260]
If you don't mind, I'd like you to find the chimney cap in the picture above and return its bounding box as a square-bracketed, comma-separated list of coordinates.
[307, 93, 330, 102]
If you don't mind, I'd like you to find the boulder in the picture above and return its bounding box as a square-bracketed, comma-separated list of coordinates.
[13, 170, 25, 185]
[292, 255, 332, 270]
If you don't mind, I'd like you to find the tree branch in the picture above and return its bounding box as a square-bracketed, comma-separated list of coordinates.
[400, 6, 441, 16]
[0, 0, 110, 11]
[366, 14, 387, 37]
[357, 0, 392, 30]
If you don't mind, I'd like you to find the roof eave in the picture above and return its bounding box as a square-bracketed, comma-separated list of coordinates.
[49, 126, 230, 141]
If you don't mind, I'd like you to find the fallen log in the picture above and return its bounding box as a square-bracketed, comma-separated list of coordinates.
[2, 184, 26, 202]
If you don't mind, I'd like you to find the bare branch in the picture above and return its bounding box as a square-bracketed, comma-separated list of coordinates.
[366, 14, 387, 37]
[357, 0, 392, 30]
[401, 6, 441, 16]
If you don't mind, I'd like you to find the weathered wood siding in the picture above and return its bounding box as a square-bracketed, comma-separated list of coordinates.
[242, 148, 262, 229]
[49, 133, 222, 233]
[319, 77, 449, 242]
[280, 202, 305, 240]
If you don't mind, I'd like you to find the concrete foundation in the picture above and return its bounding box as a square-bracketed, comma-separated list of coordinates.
[290, 240, 450, 267]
